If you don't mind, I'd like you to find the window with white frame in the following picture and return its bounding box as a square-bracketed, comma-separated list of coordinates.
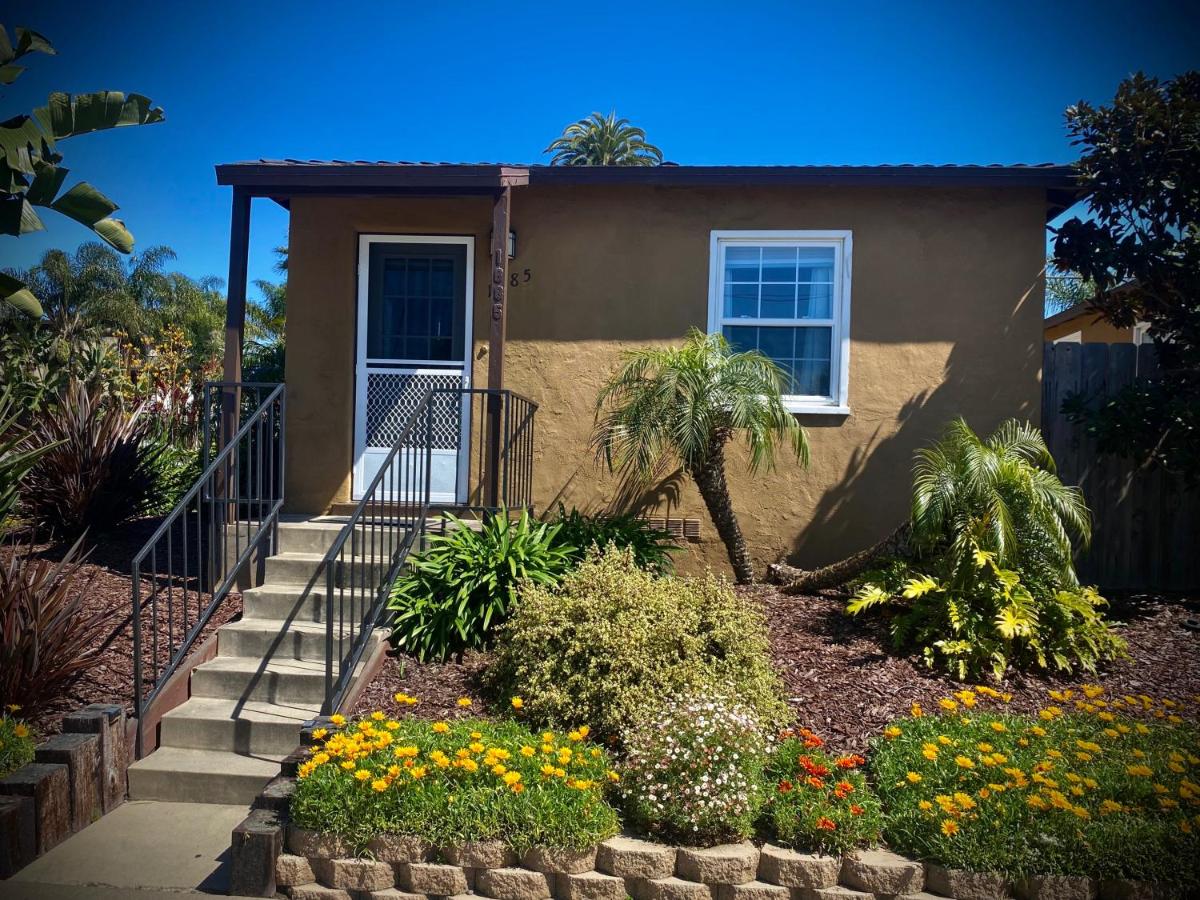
[707, 230, 852, 413]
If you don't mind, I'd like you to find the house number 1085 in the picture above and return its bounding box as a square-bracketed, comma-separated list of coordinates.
[509, 269, 532, 287]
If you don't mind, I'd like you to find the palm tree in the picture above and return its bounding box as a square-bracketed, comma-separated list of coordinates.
[246, 244, 288, 382]
[544, 111, 664, 166]
[592, 329, 809, 583]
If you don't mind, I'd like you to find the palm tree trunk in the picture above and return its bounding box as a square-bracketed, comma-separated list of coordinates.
[690, 437, 755, 584]
[767, 522, 912, 594]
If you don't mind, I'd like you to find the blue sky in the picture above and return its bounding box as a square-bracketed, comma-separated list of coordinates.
[3, 0, 1198, 294]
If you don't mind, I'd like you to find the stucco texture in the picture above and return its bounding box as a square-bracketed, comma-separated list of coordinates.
[284, 184, 1046, 576]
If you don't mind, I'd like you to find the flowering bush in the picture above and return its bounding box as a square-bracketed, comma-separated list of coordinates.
[0, 705, 34, 778]
[489, 547, 788, 742]
[290, 697, 619, 852]
[871, 686, 1200, 889]
[619, 696, 768, 846]
[763, 727, 881, 854]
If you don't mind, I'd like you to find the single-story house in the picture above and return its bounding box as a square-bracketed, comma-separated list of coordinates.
[1044, 303, 1147, 344]
[213, 160, 1077, 576]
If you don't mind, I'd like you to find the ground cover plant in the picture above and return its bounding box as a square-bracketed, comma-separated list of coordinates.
[764, 727, 882, 854]
[848, 419, 1125, 679]
[488, 546, 788, 742]
[620, 695, 767, 845]
[290, 698, 620, 853]
[871, 686, 1200, 889]
[0, 705, 35, 777]
[550, 504, 678, 575]
[389, 511, 574, 662]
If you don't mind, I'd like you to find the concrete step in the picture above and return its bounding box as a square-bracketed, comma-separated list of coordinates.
[158, 696, 320, 755]
[241, 583, 378, 622]
[217, 617, 387, 662]
[264, 551, 395, 587]
[190, 656, 330, 705]
[127, 746, 285, 804]
[274, 518, 351, 555]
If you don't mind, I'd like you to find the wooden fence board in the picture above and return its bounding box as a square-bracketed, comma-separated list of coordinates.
[1042, 341, 1198, 591]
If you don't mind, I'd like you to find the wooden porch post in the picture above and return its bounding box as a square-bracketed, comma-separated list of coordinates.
[221, 187, 251, 451]
[485, 186, 511, 508]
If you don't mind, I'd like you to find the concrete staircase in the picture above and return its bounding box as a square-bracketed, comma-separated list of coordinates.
[126, 517, 388, 805]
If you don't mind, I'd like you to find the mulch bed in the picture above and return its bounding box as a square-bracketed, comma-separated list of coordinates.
[353, 585, 1200, 752]
[5, 519, 242, 738]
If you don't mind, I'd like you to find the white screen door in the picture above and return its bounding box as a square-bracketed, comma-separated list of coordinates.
[353, 235, 474, 503]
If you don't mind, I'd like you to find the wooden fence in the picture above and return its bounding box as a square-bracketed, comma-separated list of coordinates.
[1042, 341, 1199, 592]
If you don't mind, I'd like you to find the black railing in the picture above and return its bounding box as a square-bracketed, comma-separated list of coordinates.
[320, 387, 538, 713]
[130, 383, 285, 757]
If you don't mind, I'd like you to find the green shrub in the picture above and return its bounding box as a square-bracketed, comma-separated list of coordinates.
[763, 728, 881, 854]
[869, 686, 1200, 888]
[289, 710, 620, 853]
[550, 504, 678, 574]
[0, 707, 35, 777]
[0, 388, 52, 527]
[18, 379, 168, 538]
[619, 695, 768, 845]
[847, 419, 1125, 679]
[488, 546, 789, 742]
[388, 511, 574, 662]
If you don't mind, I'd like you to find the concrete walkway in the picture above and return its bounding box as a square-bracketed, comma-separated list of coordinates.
[6, 800, 252, 898]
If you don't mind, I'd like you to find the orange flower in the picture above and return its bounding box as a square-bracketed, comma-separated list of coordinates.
[835, 754, 866, 769]
[815, 817, 837, 831]
[777, 780, 794, 794]
[805, 776, 826, 790]
[850, 804, 864, 816]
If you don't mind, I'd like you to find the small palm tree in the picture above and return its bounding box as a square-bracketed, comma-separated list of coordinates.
[912, 418, 1091, 588]
[544, 111, 663, 166]
[593, 329, 809, 583]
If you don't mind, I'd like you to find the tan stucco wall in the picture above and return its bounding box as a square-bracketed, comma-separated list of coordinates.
[285, 184, 1046, 576]
[1044, 311, 1134, 343]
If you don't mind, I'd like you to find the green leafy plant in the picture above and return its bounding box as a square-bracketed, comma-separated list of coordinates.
[544, 111, 663, 166]
[847, 418, 1124, 679]
[0, 536, 117, 712]
[869, 686, 1200, 888]
[0, 388, 55, 526]
[0, 706, 35, 777]
[290, 709, 619, 853]
[620, 694, 769, 845]
[488, 546, 789, 742]
[18, 379, 168, 538]
[593, 329, 809, 583]
[388, 511, 574, 662]
[764, 728, 881, 854]
[550, 504, 678, 574]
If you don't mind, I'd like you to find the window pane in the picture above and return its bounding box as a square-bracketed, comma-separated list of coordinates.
[761, 246, 797, 282]
[796, 326, 833, 360]
[722, 325, 756, 354]
[724, 283, 758, 318]
[430, 259, 454, 298]
[797, 246, 835, 282]
[793, 359, 831, 397]
[757, 326, 795, 360]
[725, 246, 759, 282]
[797, 283, 833, 319]
[760, 283, 796, 318]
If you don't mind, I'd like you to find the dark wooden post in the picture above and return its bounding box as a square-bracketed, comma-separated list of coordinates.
[219, 188, 251, 530]
[485, 187, 511, 508]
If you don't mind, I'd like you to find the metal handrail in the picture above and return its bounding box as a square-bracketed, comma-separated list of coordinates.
[131, 382, 285, 757]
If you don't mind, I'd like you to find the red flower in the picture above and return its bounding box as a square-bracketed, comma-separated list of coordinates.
[777, 780, 793, 794]
[850, 804, 864, 816]
[805, 776, 826, 790]
[816, 817, 837, 831]
[798, 755, 830, 778]
[835, 754, 866, 769]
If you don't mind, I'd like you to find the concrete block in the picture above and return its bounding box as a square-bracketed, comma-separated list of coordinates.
[276, 853, 315, 887]
[61, 703, 125, 813]
[402, 861, 470, 895]
[0, 763, 70, 853]
[792, 888, 872, 900]
[288, 825, 351, 858]
[288, 885, 353, 900]
[596, 835, 677, 880]
[926, 863, 1011, 900]
[35, 732, 101, 833]
[367, 832, 431, 864]
[0, 794, 36, 878]
[556, 870, 627, 900]
[1097, 879, 1178, 899]
[631, 876, 713, 900]
[756, 845, 840, 889]
[1016, 875, 1098, 900]
[676, 843, 760, 885]
[713, 881, 790, 900]
[840, 850, 924, 895]
[523, 844, 598, 874]
[362, 890, 428, 900]
[229, 808, 283, 897]
[312, 857, 395, 891]
[443, 838, 517, 868]
[476, 866, 554, 900]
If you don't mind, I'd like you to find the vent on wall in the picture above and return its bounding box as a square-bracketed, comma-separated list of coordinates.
[641, 516, 702, 543]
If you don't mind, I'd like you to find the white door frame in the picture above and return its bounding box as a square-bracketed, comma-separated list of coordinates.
[352, 234, 475, 503]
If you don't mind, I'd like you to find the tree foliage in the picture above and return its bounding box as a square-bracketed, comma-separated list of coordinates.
[1051, 71, 1200, 478]
[544, 111, 663, 166]
[0, 24, 163, 316]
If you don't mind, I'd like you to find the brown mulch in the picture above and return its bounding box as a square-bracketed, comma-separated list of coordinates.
[353, 586, 1200, 753]
[5, 519, 242, 737]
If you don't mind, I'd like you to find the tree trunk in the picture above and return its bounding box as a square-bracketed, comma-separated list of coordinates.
[690, 437, 755, 584]
[768, 521, 912, 594]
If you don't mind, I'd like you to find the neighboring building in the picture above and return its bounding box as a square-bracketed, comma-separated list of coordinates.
[213, 161, 1076, 575]
[1044, 303, 1148, 344]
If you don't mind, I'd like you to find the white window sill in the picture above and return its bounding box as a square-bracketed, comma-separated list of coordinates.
[783, 402, 851, 416]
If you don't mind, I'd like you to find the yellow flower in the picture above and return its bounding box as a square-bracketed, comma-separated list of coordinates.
[1127, 765, 1153, 777]
[955, 756, 975, 769]
[371, 778, 388, 792]
[906, 771, 923, 783]
[5, 704, 19, 713]
[432, 722, 450, 734]
[938, 698, 958, 712]
[511, 697, 524, 709]
[990, 721, 1007, 733]
[511, 782, 525, 794]
[607, 771, 620, 783]
[457, 698, 472, 708]
[884, 726, 902, 739]
[341, 761, 355, 771]
[1083, 684, 1104, 699]
[520, 746, 536, 757]
[1027, 795, 1048, 810]
[13, 724, 30, 739]
[937, 735, 952, 746]
[541, 764, 556, 776]
[409, 766, 427, 779]
[918, 800, 934, 811]
[330, 714, 346, 726]
[354, 769, 370, 781]
[567, 729, 583, 742]
[910, 703, 924, 718]
[311, 727, 328, 740]
[503, 771, 522, 786]
[371, 710, 385, 721]
[977, 742, 994, 753]
[471, 731, 483, 740]
[954, 690, 977, 708]
[492, 764, 507, 776]
[542, 732, 555, 742]
[941, 819, 959, 836]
